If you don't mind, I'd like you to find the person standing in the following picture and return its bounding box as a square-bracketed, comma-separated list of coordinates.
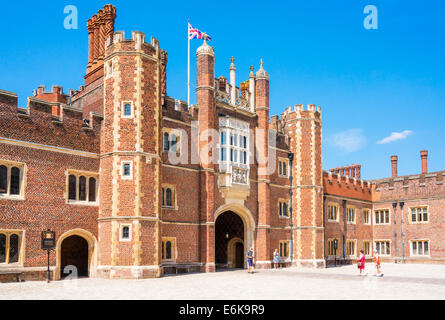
[247, 247, 254, 273]
[357, 250, 366, 276]
[373, 249, 383, 277]
[273, 249, 279, 269]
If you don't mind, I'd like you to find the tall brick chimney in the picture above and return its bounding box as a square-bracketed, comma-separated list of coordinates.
[85, 4, 116, 85]
[420, 150, 428, 174]
[391, 155, 398, 178]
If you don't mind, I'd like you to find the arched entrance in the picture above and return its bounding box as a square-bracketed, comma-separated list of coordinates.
[215, 211, 245, 269]
[60, 235, 89, 278]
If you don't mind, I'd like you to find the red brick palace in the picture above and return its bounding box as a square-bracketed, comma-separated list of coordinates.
[1, 5, 444, 280]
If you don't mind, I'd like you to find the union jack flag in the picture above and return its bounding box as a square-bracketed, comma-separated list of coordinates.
[188, 23, 212, 41]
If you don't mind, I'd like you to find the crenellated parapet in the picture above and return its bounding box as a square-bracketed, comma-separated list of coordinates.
[0, 89, 102, 154]
[104, 30, 161, 60]
[323, 170, 373, 201]
[372, 171, 445, 202]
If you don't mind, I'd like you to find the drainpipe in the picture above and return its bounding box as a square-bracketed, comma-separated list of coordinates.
[323, 195, 327, 268]
[400, 202, 405, 263]
[342, 199, 346, 263]
[288, 152, 294, 266]
[392, 202, 398, 263]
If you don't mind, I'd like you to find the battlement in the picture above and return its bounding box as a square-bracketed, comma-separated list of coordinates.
[105, 31, 160, 56]
[330, 164, 361, 179]
[372, 171, 445, 202]
[32, 85, 71, 105]
[323, 170, 373, 201]
[0, 89, 102, 153]
[270, 104, 322, 133]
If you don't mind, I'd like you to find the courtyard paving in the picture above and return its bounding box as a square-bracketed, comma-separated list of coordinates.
[2, 263, 445, 300]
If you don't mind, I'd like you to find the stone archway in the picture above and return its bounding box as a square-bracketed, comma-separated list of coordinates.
[214, 204, 256, 269]
[56, 229, 97, 280]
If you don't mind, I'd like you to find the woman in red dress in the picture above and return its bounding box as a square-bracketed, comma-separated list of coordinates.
[358, 250, 366, 275]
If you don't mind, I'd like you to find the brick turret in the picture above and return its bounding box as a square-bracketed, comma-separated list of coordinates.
[196, 39, 216, 272]
[255, 59, 271, 268]
[97, 30, 163, 279]
[285, 104, 324, 267]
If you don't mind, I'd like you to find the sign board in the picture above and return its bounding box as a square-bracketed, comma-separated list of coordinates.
[41, 230, 56, 250]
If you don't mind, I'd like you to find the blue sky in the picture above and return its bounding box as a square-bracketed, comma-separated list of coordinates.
[0, 0, 444, 180]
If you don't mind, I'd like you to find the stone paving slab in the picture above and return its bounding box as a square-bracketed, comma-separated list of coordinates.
[1, 263, 445, 300]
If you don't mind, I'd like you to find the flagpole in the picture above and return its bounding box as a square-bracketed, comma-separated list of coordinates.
[187, 19, 190, 109]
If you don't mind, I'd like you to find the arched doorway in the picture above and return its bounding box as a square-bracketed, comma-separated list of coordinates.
[215, 211, 245, 269]
[60, 235, 89, 278]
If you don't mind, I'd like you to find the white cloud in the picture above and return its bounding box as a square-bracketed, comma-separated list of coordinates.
[377, 130, 413, 144]
[330, 129, 366, 153]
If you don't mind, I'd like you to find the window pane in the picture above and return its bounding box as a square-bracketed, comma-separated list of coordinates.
[376, 242, 380, 254]
[79, 176, 87, 201]
[386, 242, 390, 255]
[412, 242, 417, 255]
[68, 175, 77, 200]
[418, 208, 422, 222]
[385, 211, 389, 224]
[164, 133, 170, 151]
[123, 164, 131, 176]
[162, 241, 164, 259]
[423, 208, 428, 222]
[376, 212, 380, 224]
[9, 234, 19, 263]
[166, 241, 172, 259]
[243, 151, 247, 164]
[166, 188, 172, 206]
[122, 227, 129, 239]
[124, 103, 132, 116]
[221, 148, 226, 161]
[10, 167, 20, 195]
[418, 242, 423, 255]
[0, 165, 7, 194]
[424, 242, 429, 255]
[0, 234, 6, 263]
[243, 136, 247, 149]
[162, 188, 165, 206]
[220, 132, 226, 145]
[89, 178, 96, 202]
[171, 134, 177, 152]
[412, 209, 416, 222]
[230, 149, 233, 162]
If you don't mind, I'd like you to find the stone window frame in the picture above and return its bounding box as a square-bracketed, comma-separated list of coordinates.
[409, 239, 430, 257]
[162, 128, 182, 154]
[0, 229, 25, 267]
[363, 240, 372, 257]
[161, 184, 178, 210]
[362, 208, 371, 225]
[374, 208, 391, 225]
[279, 240, 290, 258]
[120, 161, 133, 180]
[278, 157, 289, 178]
[278, 198, 289, 219]
[65, 170, 99, 206]
[346, 205, 356, 224]
[374, 239, 391, 256]
[326, 238, 339, 257]
[119, 223, 132, 242]
[121, 101, 134, 119]
[161, 237, 176, 262]
[326, 202, 339, 223]
[408, 205, 429, 224]
[346, 239, 357, 257]
[0, 159, 27, 201]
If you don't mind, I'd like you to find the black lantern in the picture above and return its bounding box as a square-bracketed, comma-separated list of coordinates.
[333, 238, 338, 267]
[41, 229, 55, 283]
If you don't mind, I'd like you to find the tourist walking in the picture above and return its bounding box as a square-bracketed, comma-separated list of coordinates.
[373, 249, 383, 277]
[273, 249, 279, 269]
[247, 247, 255, 273]
[357, 250, 366, 275]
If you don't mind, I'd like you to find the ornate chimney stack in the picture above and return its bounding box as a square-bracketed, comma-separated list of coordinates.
[85, 4, 117, 84]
